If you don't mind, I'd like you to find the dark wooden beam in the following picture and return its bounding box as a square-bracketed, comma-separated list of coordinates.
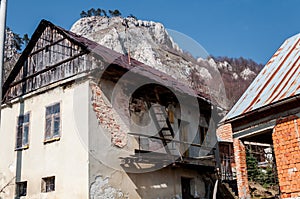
[29, 38, 65, 56]
[9, 51, 87, 88]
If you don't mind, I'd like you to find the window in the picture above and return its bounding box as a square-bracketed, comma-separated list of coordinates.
[45, 103, 60, 141]
[199, 126, 208, 145]
[16, 181, 27, 197]
[16, 113, 30, 149]
[41, 176, 55, 192]
[181, 177, 192, 199]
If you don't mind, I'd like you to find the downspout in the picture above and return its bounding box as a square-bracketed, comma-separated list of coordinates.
[212, 179, 218, 199]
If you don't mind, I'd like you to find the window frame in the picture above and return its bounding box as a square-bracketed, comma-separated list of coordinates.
[15, 112, 30, 150]
[41, 176, 55, 193]
[44, 102, 61, 143]
[16, 181, 27, 197]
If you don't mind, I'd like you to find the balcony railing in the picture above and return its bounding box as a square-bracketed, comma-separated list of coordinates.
[128, 133, 216, 167]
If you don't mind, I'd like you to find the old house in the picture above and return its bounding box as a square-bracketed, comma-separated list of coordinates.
[222, 33, 300, 199]
[0, 20, 223, 198]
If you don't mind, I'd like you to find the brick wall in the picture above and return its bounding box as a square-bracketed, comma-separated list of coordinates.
[217, 123, 233, 142]
[273, 116, 300, 199]
[233, 138, 250, 199]
[90, 81, 128, 148]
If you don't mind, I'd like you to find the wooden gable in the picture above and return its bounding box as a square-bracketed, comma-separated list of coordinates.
[3, 20, 94, 102]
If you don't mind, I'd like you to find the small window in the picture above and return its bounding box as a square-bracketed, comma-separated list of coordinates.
[16, 113, 30, 149]
[16, 181, 27, 197]
[45, 103, 60, 141]
[41, 176, 55, 192]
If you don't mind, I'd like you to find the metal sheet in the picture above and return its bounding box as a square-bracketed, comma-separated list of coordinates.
[225, 33, 300, 121]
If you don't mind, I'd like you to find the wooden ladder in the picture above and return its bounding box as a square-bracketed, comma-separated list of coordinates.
[148, 103, 176, 154]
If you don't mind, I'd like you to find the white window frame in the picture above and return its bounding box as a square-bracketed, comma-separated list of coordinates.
[16, 113, 30, 150]
[44, 102, 61, 143]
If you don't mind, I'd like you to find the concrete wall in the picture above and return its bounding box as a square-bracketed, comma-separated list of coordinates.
[0, 82, 89, 198]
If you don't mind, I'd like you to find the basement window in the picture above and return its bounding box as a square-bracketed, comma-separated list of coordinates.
[16, 113, 30, 149]
[44, 103, 61, 142]
[16, 181, 27, 197]
[41, 176, 55, 192]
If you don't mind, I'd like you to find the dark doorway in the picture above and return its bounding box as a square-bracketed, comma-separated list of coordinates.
[181, 177, 192, 199]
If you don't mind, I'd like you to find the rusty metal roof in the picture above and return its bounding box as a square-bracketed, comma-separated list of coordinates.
[224, 33, 300, 121]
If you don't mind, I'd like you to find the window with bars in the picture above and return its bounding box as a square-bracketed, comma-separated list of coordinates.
[16, 113, 30, 149]
[16, 181, 27, 197]
[41, 176, 55, 192]
[45, 103, 61, 141]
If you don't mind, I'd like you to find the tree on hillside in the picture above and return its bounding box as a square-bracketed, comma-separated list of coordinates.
[80, 8, 111, 18]
[95, 8, 102, 16]
[80, 11, 88, 18]
[12, 33, 23, 51]
[102, 9, 107, 17]
[109, 9, 122, 17]
[87, 8, 95, 17]
[23, 34, 30, 46]
[128, 14, 137, 20]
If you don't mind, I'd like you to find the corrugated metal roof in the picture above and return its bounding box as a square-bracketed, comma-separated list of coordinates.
[224, 33, 300, 121]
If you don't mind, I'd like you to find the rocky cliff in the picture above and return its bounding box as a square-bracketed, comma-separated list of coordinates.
[71, 16, 263, 110]
[3, 29, 20, 81]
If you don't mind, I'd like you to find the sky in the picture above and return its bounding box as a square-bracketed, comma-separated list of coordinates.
[6, 0, 300, 64]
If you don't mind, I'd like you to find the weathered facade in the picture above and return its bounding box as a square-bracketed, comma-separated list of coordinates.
[222, 33, 300, 199]
[0, 20, 222, 198]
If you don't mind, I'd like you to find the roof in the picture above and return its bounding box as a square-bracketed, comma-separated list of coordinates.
[224, 33, 300, 122]
[3, 20, 212, 104]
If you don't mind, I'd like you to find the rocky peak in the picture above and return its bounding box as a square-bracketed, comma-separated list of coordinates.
[71, 16, 263, 110]
[3, 29, 21, 81]
[71, 16, 228, 109]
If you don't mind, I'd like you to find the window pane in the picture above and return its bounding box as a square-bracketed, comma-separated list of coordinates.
[43, 177, 55, 192]
[45, 118, 52, 139]
[53, 103, 60, 114]
[23, 125, 29, 145]
[46, 106, 52, 116]
[23, 114, 29, 123]
[17, 181, 27, 196]
[45, 103, 61, 141]
[16, 127, 23, 148]
[53, 116, 60, 136]
[18, 115, 24, 125]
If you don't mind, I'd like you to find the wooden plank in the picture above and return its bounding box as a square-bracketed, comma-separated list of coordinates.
[30, 38, 65, 56]
[9, 52, 86, 88]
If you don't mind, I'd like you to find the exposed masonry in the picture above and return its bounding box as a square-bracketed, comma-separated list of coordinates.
[233, 138, 250, 199]
[90, 176, 128, 199]
[90, 81, 128, 148]
[273, 116, 300, 199]
[217, 123, 233, 142]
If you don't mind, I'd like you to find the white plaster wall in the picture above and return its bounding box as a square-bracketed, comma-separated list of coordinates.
[0, 81, 89, 199]
[88, 80, 208, 199]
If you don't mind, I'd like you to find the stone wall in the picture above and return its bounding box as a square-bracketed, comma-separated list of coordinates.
[273, 116, 300, 199]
